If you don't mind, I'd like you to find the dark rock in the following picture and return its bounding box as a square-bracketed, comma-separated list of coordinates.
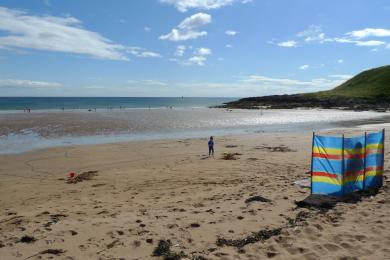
[220, 94, 390, 111]
[245, 196, 271, 203]
[20, 235, 36, 243]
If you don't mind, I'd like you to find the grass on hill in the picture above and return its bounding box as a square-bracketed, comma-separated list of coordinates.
[304, 65, 390, 100]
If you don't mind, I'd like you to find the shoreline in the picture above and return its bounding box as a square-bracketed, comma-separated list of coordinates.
[0, 108, 388, 155]
[0, 128, 389, 259]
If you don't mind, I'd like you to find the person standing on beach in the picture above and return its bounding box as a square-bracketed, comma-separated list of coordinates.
[208, 136, 214, 157]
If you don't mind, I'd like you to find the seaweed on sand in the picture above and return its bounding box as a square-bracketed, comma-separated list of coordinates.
[152, 240, 186, 260]
[216, 228, 282, 248]
[222, 152, 242, 160]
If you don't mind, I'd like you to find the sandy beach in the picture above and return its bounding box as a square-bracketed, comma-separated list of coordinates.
[0, 126, 389, 260]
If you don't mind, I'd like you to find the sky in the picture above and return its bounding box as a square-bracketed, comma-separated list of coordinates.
[0, 0, 389, 97]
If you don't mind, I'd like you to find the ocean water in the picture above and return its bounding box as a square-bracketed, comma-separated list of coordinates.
[0, 97, 235, 111]
[0, 104, 388, 154]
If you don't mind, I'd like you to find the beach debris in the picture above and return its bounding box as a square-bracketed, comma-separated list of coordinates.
[190, 223, 200, 228]
[295, 190, 379, 212]
[267, 251, 278, 258]
[295, 194, 339, 210]
[66, 170, 98, 184]
[286, 211, 311, 227]
[25, 249, 65, 259]
[107, 239, 120, 249]
[294, 178, 311, 188]
[152, 240, 186, 260]
[216, 227, 282, 248]
[255, 145, 296, 152]
[19, 235, 36, 243]
[44, 214, 68, 228]
[245, 195, 271, 203]
[225, 145, 238, 148]
[222, 152, 242, 160]
[39, 249, 65, 255]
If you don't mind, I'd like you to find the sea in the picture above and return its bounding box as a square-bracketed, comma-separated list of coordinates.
[0, 97, 388, 154]
[0, 97, 234, 111]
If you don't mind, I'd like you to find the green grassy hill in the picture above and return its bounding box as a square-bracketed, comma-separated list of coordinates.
[222, 65, 390, 110]
[307, 65, 390, 99]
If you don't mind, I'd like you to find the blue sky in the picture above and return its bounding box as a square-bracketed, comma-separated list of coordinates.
[0, 0, 389, 97]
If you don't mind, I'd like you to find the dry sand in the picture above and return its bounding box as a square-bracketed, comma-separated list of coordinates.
[0, 128, 389, 260]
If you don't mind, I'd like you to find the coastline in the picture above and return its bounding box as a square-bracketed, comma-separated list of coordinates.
[0, 126, 389, 259]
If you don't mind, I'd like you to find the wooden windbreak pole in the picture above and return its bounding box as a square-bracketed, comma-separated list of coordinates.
[310, 132, 315, 194]
[363, 132, 367, 191]
[341, 134, 345, 196]
[382, 128, 385, 187]
[382, 129, 385, 166]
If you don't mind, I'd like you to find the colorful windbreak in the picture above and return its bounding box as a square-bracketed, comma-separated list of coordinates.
[311, 130, 384, 196]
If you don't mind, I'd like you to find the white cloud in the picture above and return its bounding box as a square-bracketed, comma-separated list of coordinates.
[188, 55, 207, 66]
[0, 79, 62, 88]
[337, 59, 344, 64]
[346, 28, 390, 39]
[387, 43, 390, 49]
[354, 40, 386, 46]
[159, 13, 211, 41]
[138, 51, 162, 58]
[0, 7, 128, 60]
[175, 45, 186, 56]
[185, 47, 211, 66]
[297, 25, 325, 42]
[225, 44, 233, 48]
[241, 75, 348, 92]
[299, 65, 309, 70]
[328, 74, 353, 80]
[328, 38, 386, 47]
[195, 47, 212, 56]
[277, 40, 297, 47]
[225, 30, 238, 36]
[160, 0, 234, 12]
[275, 26, 390, 49]
[126, 47, 162, 58]
[144, 26, 151, 32]
[172, 74, 348, 97]
[172, 47, 211, 66]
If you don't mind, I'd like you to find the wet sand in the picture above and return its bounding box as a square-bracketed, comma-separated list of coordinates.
[0, 128, 389, 259]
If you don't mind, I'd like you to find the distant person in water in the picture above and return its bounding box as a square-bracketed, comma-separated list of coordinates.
[208, 136, 214, 157]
